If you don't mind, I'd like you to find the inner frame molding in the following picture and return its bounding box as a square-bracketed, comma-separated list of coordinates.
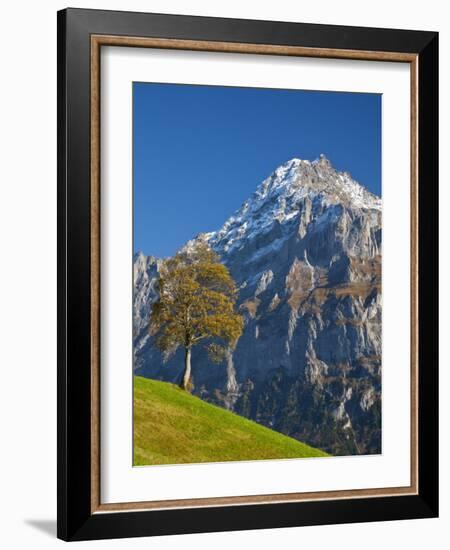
[90, 34, 419, 514]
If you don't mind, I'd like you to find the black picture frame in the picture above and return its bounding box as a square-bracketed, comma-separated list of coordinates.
[57, 7, 438, 541]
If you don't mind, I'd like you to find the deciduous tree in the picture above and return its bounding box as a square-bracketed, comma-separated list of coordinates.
[150, 243, 243, 390]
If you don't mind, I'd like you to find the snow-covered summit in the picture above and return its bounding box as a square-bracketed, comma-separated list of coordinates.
[205, 155, 381, 254]
[248, 154, 380, 211]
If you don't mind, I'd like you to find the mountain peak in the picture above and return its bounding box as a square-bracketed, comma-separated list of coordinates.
[259, 155, 380, 207]
[316, 152, 330, 164]
[206, 156, 380, 255]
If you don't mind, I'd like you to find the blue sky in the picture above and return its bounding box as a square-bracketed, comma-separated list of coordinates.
[134, 82, 381, 258]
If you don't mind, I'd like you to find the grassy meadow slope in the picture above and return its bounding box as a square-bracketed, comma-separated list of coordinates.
[134, 376, 329, 466]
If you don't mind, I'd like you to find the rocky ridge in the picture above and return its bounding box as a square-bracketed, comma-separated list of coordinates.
[133, 155, 382, 455]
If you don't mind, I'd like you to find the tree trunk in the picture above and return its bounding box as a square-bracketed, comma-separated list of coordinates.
[181, 346, 192, 390]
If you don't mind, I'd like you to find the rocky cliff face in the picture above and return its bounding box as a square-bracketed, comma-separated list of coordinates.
[133, 155, 382, 456]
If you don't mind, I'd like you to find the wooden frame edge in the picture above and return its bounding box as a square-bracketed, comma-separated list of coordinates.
[89, 34, 420, 514]
[94, 485, 417, 514]
[92, 34, 417, 62]
[410, 55, 419, 497]
[91, 34, 101, 513]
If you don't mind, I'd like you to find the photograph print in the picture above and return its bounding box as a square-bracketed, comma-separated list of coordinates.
[133, 82, 382, 466]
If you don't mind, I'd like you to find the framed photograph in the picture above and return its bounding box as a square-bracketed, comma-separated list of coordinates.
[57, 8, 438, 541]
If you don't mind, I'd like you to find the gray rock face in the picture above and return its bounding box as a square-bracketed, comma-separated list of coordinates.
[133, 156, 382, 456]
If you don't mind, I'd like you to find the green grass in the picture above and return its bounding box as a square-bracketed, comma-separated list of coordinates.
[134, 376, 329, 466]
